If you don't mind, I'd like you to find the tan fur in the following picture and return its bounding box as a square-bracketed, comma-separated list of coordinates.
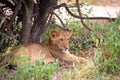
[0, 29, 86, 66]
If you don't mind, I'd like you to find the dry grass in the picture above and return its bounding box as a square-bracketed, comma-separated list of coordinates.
[57, 59, 120, 80]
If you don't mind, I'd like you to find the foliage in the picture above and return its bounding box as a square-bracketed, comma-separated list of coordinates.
[0, 17, 120, 80]
[67, 21, 93, 55]
[0, 52, 60, 80]
[103, 17, 120, 55]
[101, 17, 120, 74]
[62, 59, 119, 80]
[0, 21, 22, 54]
[0, 32, 19, 54]
[93, 48, 120, 74]
[85, 17, 120, 74]
[60, 17, 120, 79]
[0, 0, 119, 79]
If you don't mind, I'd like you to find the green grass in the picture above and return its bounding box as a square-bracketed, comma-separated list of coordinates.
[0, 17, 120, 80]
[0, 52, 60, 80]
[60, 17, 120, 80]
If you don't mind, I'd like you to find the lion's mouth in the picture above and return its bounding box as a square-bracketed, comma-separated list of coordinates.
[62, 49, 69, 53]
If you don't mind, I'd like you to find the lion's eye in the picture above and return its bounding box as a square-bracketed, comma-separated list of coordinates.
[60, 39, 63, 41]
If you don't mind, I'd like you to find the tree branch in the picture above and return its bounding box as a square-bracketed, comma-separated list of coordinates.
[0, 16, 7, 29]
[0, 8, 7, 28]
[54, 2, 94, 32]
[54, 3, 115, 20]
[0, 0, 15, 11]
[76, 0, 94, 32]
[52, 12, 65, 27]
[0, 8, 5, 16]
[5, 0, 22, 37]
[55, 3, 81, 19]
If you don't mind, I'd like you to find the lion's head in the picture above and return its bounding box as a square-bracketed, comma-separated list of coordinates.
[49, 29, 73, 52]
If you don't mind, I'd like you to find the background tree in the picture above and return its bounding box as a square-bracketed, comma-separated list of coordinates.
[0, 0, 58, 43]
[0, 0, 96, 51]
[0, 0, 59, 50]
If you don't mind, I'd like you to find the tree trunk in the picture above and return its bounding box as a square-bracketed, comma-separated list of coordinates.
[0, 0, 57, 45]
[20, 0, 34, 43]
[29, 0, 57, 43]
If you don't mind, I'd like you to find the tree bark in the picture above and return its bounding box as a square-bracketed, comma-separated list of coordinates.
[30, 0, 57, 43]
[20, 0, 34, 43]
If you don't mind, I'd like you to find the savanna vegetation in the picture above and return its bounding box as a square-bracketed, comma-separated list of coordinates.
[0, 0, 120, 80]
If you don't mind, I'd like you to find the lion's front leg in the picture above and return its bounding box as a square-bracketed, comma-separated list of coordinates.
[45, 56, 55, 63]
[62, 51, 86, 64]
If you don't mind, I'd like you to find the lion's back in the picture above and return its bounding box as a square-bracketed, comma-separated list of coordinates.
[4, 43, 51, 65]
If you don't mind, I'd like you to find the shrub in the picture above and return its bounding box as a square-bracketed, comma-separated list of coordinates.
[0, 51, 60, 80]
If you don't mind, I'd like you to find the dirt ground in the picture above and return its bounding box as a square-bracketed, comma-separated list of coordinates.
[92, 0, 120, 6]
[59, 0, 120, 7]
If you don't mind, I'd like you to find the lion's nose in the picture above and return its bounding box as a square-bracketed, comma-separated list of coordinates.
[65, 47, 69, 50]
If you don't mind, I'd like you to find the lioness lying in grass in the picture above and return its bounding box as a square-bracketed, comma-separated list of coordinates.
[0, 29, 86, 66]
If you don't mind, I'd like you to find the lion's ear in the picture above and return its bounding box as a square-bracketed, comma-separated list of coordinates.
[66, 29, 73, 38]
[50, 30, 59, 39]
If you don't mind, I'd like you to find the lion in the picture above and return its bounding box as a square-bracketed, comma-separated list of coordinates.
[0, 29, 86, 66]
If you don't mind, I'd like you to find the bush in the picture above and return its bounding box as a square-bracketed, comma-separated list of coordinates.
[0, 52, 60, 80]
[0, 17, 120, 80]
[60, 17, 120, 79]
